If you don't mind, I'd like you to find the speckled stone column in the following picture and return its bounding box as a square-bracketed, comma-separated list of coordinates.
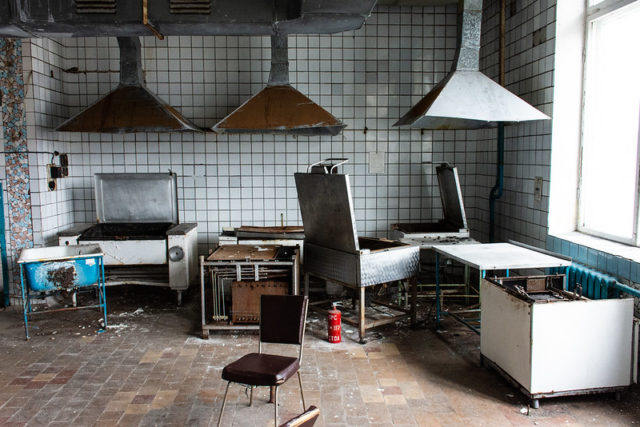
[0, 38, 34, 294]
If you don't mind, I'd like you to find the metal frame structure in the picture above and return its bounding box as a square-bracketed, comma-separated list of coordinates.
[199, 248, 300, 338]
[432, 242, 572, 333]
[18, 253, 107, 340]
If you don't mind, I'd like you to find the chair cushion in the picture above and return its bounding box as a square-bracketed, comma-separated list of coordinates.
[222, 353, 300, 386]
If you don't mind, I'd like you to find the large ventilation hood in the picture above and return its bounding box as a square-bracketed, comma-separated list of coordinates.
[56, 37, 199, 133]
[0, 0, 376, 38]
[212, 33, 346, 136]
[395, 0, 550, 130]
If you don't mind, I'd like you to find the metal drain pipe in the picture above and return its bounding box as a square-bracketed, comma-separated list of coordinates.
[489, 0, 506, 242]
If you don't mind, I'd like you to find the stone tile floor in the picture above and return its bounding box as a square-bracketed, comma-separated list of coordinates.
[0, 287, 638, 426]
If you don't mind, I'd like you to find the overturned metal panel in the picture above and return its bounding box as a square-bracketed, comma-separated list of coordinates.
[213, 33, 346, 135]
[436, 163, 468, 230]
[395, 0, 550, 129]
[294, 172, 359, 253]
[56, 37, 199, 133]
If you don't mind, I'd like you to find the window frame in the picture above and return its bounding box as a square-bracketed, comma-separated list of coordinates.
[577, 0, 640, 246]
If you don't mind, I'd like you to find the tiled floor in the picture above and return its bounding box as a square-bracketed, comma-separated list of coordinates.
[0, 288, 638, 426]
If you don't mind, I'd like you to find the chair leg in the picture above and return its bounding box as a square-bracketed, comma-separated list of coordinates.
[297, 371, 306, 411]
[249, 386, 253, 407]
[274, 386, 279, 426]
[217, 382, 231, 427]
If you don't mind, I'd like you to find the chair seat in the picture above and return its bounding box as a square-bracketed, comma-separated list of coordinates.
[222, 353, 300, 386]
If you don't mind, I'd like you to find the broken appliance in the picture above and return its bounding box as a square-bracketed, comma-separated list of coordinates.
[218, 225, 305, 261]
[295, 159, 420, 343]
[18, 244, 107, 340]
[58, 173, 198, 304]
[481, 275, 638, 408]
[200, 244, 300, 338]
[391, 163, 476, 305]
[391, 163, 475, 247]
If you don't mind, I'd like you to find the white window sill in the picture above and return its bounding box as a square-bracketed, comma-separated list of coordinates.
[552, 231, 640, 264]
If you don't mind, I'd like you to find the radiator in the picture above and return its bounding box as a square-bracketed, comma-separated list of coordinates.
[552, 263, 640, 300]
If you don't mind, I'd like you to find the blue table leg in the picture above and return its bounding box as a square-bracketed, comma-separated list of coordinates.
[435, 252, 441, 329]
[19, 265, 29, 340]
[100, 257, 107, 327]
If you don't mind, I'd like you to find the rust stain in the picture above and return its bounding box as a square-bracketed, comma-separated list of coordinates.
[216, 85, 344, 130]
[236, 225, 303, 234]
[56, 85, 196, 133]
[47, 266, 76, 288]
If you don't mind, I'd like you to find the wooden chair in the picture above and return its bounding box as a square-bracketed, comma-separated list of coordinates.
[218, 295, 309, 426]
[279, 406, 320, 427]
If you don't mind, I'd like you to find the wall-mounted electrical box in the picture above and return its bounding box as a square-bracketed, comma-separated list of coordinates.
[47, 153, 69, 191]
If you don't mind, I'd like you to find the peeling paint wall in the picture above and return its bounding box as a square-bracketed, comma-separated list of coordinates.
[0, 38, 34, 294]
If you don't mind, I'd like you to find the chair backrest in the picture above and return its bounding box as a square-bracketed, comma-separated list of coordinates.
[260, 295, 308, 345]
[279, 406, 320, 427]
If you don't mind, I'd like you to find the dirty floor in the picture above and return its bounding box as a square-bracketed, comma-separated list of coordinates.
[0, 286, 638, 426]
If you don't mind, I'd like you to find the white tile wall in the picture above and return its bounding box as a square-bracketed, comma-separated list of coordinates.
[468, 0, 557, 247]
[22, 38, 74, 247]
[49, 5, 462, 254]
[21, 1, 557, 254]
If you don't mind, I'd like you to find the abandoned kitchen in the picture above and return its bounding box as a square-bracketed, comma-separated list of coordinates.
[1, 0, 639, 425]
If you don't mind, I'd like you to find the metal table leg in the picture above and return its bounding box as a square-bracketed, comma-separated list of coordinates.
[19, 265, 29, 340]
[100, 257, 107, 327]
[435, 252, 441, 329]
[304, 273, 309, 297]
[464, 264, 470, 305]
[359, 286, 366, 344]
[410, 277, 417, 326]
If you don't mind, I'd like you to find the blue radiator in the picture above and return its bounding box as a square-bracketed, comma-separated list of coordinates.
[552, 263, 640, 300]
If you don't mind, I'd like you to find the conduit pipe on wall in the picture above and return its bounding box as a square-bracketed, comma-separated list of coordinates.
[489, 0, 506, 242]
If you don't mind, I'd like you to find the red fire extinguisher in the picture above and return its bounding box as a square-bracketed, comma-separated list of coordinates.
[328, 303, 341, 344]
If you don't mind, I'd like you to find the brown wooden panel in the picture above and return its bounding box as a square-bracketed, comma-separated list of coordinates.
[236, 225, 303, 233]
[207, 244, 280, 261]
[231, 281, 288, 324]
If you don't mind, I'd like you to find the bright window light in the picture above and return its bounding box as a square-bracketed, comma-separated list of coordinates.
[580, 1, 640, 244]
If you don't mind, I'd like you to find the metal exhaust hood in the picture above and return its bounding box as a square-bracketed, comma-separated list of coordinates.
[395, 0, 550, 130]
[56, 37, 200, 133]
[212, 33, 346, 136]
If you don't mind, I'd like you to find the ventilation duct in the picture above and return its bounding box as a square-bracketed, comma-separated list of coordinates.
[56, 37, 199, 133]
[395, 0, 550, 130]
[212, 33, 346, 136]
[1, 0, 376, 37]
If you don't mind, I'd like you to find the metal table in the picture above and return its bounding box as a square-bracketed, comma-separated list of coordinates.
[432, 242, 572, 331]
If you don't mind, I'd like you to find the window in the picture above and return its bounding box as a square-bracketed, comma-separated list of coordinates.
[578, 0, 640, 245]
